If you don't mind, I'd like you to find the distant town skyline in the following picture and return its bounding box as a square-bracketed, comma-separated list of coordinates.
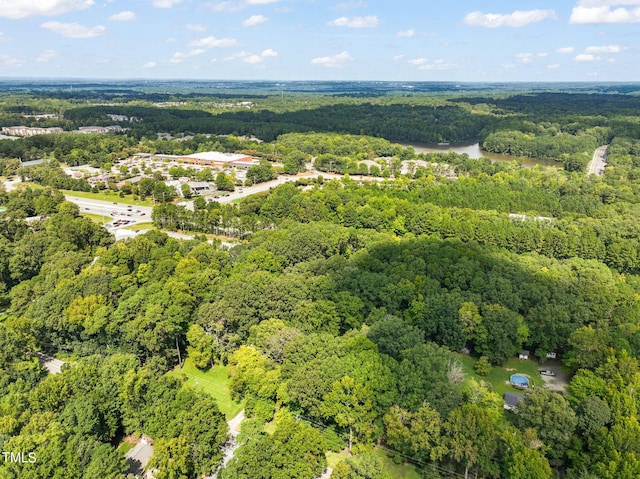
[0, 0, 639, 82]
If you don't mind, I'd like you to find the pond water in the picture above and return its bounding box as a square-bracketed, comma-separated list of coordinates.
[400, 142, 559, 169]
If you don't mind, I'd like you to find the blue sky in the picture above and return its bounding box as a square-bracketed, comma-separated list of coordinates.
[0, 0, 639, 81]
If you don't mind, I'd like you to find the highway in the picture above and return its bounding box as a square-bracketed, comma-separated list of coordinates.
[64, 195, 153, 229]
[587, 145, 608, 176]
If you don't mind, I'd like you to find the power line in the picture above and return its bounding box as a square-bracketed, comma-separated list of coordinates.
[293, 413, 467, 479]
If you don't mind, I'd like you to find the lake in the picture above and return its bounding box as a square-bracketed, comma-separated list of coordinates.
[400, 142, 559, 169]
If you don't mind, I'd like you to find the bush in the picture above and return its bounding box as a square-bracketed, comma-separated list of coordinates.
[475, 356, 492, 376]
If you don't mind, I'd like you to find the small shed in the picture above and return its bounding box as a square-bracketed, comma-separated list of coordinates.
[518, 350, 530, 360]
[504, 392, 524, 410]
[546, 352, 557, 359]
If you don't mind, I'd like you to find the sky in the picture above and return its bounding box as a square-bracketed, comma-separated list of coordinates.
[0, 0, 640, 81]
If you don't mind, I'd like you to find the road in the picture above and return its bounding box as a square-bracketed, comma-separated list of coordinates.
[587, 145, 608, 176]
[212, 171, 343, 205]
[36, 352, 65, 374]
[64, 195, 153, 228]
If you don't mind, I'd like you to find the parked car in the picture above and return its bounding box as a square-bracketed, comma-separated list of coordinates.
[539, 369, 556, 376]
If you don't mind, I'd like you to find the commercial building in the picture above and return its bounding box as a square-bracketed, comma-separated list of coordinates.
[1, 126, 63, 136]
[179, 151, 257, 168]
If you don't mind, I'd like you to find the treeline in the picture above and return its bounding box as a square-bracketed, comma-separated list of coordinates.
[151, 162, 640, 274]
[62, 103, 491, 144]
[0, 343, 228, 479]
[0, 190, 112, 306]
[0, 133, 136, 164]
[3, 211, 640, 477]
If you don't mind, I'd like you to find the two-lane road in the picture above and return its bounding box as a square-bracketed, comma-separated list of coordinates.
[587, 145, 608, 176]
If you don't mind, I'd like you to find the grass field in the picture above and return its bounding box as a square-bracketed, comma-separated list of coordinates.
[61, 189, 153, 207]
[457, 353, 542, 396]
[116, 441, 136, 455]
[80, 212, 111, 224]
[327, 449, 421, 478]
[13, 181, 43, 190]
[167, 358, 243, 420]
[373, 449, 422, 479]
[122, 222, 155, 231]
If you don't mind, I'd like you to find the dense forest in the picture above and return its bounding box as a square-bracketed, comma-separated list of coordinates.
[2, 85, 640, 478]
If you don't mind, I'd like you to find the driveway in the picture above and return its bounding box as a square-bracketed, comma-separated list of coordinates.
[538, 360, 569, 394]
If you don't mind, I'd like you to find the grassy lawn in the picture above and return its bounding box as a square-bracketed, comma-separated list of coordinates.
[122, 222, 156, 231]
[457, 353, 542, 396]
[167, 358, 243, 420]
[14, 181, 43, 190]
[373, 449, 422, 479]
[80, 212, 111, 224]
[116, 441, 136, 455]
[326, 449, 421, 478]
[327, 451, 349, 468]
[61, 189, 153, 207]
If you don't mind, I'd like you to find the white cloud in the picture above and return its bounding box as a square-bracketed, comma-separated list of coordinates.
[311, 51, 353, 67]
[577, 1, 640, 6]
[223, 51, 248, 61]
[585, 44, 623, 53]
[557, 46, 575, 53]
[244, 54, 263, 64]
[242, 15, 268, 27]
[207, 0, 278, 10]
[108, 11, 135, 21]
[397, 29, 415, 38]
[517, 53, 535, 63]
[328, 15, 380, 28]
[0, 0, 94, 19]
[143, 61, 157, 68]
[334, 1, 367, 10]
[224, 48, 277, 63]
[0, 55, 26, 67]
[409, 58, 455, 71]
[393, 54, 405, 61]
[187, 24, 206, 32]
[570, 1, 640, 23]
[152, 0, 184, 8]
[170, 49, 206, 63]
[464, 9, 556, 28]
[547, 64, 561, 69]
[41, 21, 106, 38]
[189, 36, 239, 48]
[37, 50, 58, 62]
[409, 58, 428, 66]
[208, 1, 235, 11]
[575, 53, 599, 61]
